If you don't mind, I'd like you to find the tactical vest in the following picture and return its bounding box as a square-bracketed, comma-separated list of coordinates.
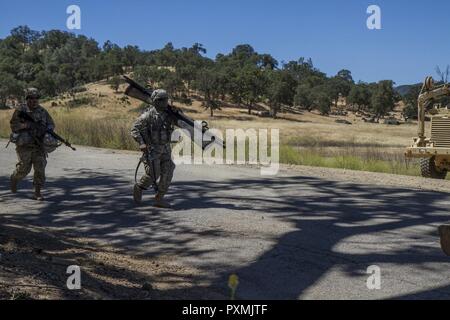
[147, 108, 174, 145]
[14, 105, 52, 147]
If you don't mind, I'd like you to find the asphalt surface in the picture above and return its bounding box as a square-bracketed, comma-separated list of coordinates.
[2, 141, 450, 300]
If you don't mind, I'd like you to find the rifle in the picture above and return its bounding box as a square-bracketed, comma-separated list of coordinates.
[135, 148, 159, 193]
[17, 110, 76, 151]
[123, 75, 225, 150]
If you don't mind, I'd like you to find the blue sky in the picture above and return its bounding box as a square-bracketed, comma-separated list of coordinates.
[1, 0, 449, 85]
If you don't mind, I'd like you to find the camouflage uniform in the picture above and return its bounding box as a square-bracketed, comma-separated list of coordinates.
[131, 90, 176, 204]
[10, 90, 55, 192]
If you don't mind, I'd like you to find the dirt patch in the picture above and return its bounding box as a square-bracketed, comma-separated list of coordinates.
[0, 219, 226, 300]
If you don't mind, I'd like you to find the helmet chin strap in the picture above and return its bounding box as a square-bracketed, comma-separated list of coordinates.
[154, 101, 168, 111]
[27, 99, 39, 110]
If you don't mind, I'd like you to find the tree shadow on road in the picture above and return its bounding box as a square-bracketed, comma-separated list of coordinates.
[0, 218, 226, 299]
[171, 175, 450, 299]
[0, 170, 226, 259]
[0, 170, 230, 299]
[1, 171, 450, 299]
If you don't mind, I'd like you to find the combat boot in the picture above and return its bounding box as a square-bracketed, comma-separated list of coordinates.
[10, 175, 18, 193]
[133, 184, 143, 204]
[33, 186, 44, 201]
[154, 193, 171, 209]
[439, 225, 450, 256]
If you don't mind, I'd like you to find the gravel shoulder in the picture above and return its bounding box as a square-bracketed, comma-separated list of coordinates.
[279, 163, 450, 193]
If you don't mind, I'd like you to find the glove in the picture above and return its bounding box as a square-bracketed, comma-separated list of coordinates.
[139, 144, 148, 152]
[19, 122, 30, 130]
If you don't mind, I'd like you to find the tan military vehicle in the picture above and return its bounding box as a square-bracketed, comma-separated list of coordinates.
[405, 77, 450, 179]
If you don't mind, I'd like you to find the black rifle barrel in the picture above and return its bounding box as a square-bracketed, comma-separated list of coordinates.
[18, 111, 76, 151]
[122, 75, 226, 149]
[123, 75, 197, 128]
[123, 75, 153, 96]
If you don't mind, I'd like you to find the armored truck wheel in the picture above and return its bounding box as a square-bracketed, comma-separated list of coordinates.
[405, 77, 450, 178]
[420, 156, 447, 179]
[439, 225, 450, 256]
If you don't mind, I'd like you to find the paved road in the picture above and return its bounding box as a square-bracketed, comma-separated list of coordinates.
[2, 142, 450, 300]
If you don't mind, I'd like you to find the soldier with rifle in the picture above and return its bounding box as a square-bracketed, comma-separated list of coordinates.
[125, 76, 225, 209]
[131, 89, 177, 208]
[9, 88, 75, 201]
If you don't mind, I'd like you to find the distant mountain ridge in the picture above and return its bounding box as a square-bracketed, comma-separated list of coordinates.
[395, 84, 422, 96]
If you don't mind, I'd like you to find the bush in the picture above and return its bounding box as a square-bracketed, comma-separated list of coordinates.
[71, 86, 87, 94]
[403, 103, 417, 120]
[177, 93, 192, 106]
[119, 96, 131, 105]
[66, 97, 95, 108]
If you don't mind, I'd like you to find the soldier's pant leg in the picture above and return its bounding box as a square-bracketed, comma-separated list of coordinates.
[158, 158, 176, 195]
[139, 159, 161, 190]
[12, 147, 33, 182]
[31, 149, 47, 187]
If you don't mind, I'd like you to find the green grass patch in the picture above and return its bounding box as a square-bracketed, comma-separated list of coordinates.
[279, 145, 420, 176]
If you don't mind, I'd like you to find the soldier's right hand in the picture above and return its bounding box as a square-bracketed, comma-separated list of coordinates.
[139, 144, 148, 152]
[19, 122, 30, 130]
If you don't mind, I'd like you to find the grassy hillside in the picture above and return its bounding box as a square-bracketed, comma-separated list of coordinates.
[0, 80, 423, 176]
[395, 83, 422, 96]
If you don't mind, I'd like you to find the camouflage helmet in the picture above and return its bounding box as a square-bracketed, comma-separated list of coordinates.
[151, 89, 169, 103]
[25, 88, 41, 100]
